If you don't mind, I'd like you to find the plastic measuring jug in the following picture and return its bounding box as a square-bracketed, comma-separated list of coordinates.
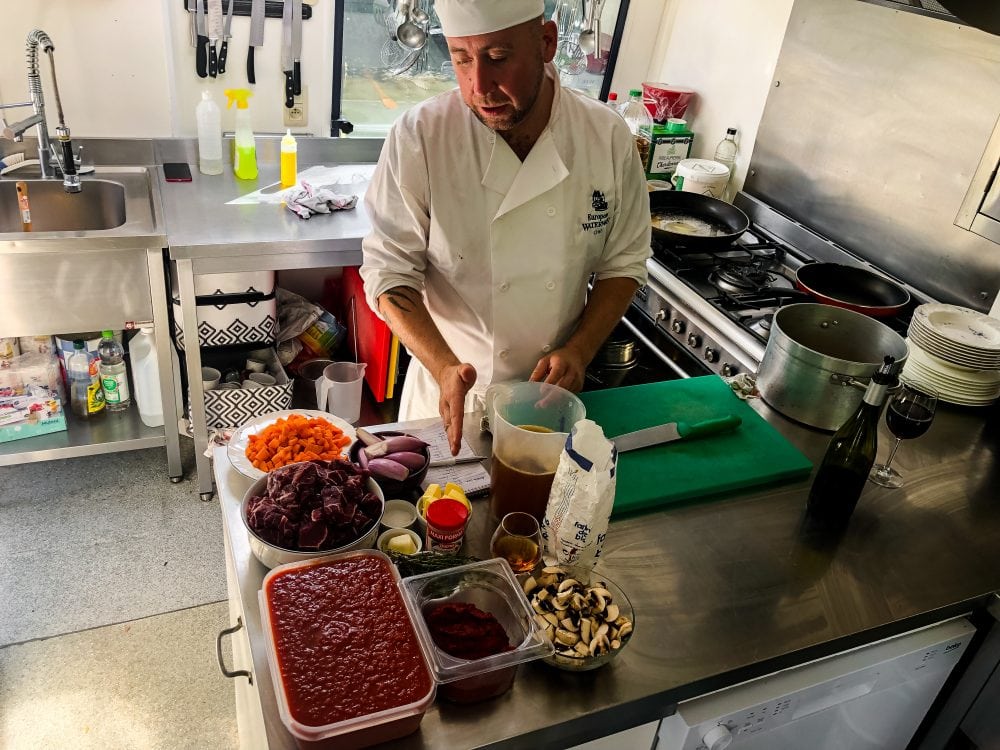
[486, 381, 586, 521]
[315, 361, 367, 424]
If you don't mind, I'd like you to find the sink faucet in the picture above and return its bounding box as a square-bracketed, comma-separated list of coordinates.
[0, 29, 80, 192]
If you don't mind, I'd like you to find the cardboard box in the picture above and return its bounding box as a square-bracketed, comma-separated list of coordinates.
[0, 392, 67, 443]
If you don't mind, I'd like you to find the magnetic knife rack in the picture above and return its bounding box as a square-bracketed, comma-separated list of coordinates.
[182, 0, 313, 20]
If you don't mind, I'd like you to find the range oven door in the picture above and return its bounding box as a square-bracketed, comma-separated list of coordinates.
[584, 287, 713, 392]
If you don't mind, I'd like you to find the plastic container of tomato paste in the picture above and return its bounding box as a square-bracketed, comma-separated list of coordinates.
[400, 558, 554, 703]
[259, 550, 436, 749]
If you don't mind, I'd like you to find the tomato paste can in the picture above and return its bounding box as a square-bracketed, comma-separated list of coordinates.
[425, 498, 469, 553]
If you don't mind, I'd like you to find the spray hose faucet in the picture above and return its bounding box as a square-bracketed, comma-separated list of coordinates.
[0, 29, 80, 192]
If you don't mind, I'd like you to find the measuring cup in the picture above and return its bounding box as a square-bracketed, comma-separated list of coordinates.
[486, 381, 586, 521]
[315, 361, 367, 424]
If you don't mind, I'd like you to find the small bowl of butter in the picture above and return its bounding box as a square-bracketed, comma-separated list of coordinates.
[378, 527, 423, 555]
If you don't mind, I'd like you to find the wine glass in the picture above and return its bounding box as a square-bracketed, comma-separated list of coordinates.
[490, 512, 543, 574]
[869, 382, 938, 488]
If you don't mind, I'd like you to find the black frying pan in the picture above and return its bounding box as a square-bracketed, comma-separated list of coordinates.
[795, 263, 911, 318]
[649, 190, 750, 251]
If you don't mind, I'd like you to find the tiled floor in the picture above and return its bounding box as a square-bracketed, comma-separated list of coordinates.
[0, 441, 239, 750]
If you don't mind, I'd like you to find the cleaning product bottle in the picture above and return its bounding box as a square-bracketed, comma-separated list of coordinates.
[645, 117, 694, 181]
[196, 91, 223, 176]
[129, 325, 164, 428]
[98, 330, 130, 412]
[68, 339, 105, 419]
[224, 88, 257, 180]
[280, 128, 297, 188]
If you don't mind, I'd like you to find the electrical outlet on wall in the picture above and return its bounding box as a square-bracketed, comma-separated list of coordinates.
[284, 85, 308, 127]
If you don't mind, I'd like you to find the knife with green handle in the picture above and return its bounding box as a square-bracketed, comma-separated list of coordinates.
[613, 415, 743, 453]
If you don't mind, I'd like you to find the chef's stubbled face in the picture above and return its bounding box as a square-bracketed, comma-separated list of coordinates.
[447, 18, 557, 132]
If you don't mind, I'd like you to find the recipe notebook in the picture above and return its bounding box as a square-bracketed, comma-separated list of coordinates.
[408, 424, 491, 498]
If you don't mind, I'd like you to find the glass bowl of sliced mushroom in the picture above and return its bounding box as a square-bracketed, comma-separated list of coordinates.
[522, 564, 635, 671]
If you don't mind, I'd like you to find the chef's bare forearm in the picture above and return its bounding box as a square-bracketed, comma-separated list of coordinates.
[563, 277, 640, 363]
[376, 286, 460, 383]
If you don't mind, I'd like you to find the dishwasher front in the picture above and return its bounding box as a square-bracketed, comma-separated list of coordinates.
[658, 617, 975, 750]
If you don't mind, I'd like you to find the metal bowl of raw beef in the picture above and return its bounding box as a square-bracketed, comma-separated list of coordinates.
[241, 459, 385, 569]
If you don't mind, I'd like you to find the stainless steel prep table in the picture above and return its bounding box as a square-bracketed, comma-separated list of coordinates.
[213, 399, 1000, 749]
[161, 140, 382, 498]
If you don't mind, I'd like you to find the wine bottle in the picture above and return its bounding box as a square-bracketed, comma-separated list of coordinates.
[806, 356, 898, 528]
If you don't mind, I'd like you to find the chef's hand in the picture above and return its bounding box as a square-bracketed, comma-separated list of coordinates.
[529, 346, 587, 393]
[438, 363, 477, 455]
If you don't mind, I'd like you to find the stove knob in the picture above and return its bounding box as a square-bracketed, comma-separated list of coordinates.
[721, 363, 738, 377]
[704, 347, 719, 363]
[655, 309, 667, 322]
[671, 319, 686, 334]
[687, 332, 702, 348]
[703, 724, 733, 750]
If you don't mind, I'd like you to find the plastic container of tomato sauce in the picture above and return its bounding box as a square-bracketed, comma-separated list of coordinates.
[259, 550, 436, 749]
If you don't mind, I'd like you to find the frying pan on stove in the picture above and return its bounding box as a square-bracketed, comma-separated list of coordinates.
[795, 263, 911, 318]
[649, 190, 750, 251]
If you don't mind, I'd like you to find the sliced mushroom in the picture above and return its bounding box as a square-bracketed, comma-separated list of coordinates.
[580, 618, 592, 643]
[605, 603, 620, 623]
[560, 617, 579, 632]
[523, 576, 538, 596]
[558, 578, 580, 593]
[555, 628, 580, 646]
[616, 621, 633, 640]
[543, 612, 560, 628]
[574, 640, 590, 656]
[611, 639, 622, 650]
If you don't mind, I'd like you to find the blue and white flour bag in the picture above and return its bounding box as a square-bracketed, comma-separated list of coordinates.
[541, 419, 617, 570]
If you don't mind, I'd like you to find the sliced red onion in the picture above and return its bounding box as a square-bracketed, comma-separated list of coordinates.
[382, 451, 427, 470]
[364, 435, 429, 458]
[367, 457, 410, 481]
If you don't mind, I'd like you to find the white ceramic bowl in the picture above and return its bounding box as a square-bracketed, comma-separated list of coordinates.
[377, 527, 423, 555]
[241, 472, 384, 569]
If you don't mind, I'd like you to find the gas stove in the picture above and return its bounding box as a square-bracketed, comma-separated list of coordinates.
[616, 193, 930, 383]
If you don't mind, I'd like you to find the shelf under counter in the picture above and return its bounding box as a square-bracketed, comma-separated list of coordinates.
[0, 408, 168, 466]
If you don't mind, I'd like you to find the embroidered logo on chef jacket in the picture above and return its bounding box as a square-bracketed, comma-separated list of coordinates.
[581, 190, 610, 235]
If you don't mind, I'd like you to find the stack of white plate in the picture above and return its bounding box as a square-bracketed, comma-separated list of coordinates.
[903, 304, 1000, 406]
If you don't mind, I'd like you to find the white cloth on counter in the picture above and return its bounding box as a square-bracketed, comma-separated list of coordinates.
[284, 182, 358, 220]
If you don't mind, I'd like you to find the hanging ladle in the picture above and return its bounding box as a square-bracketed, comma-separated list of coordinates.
[579, 0, 607, 56]
[397, 0, 427, 50]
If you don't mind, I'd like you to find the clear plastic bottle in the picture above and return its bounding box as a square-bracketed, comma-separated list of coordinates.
[618, 88, 653, 167]
[606, 91, 619, 110]
[68, 339, 104, 419]
[280, 128, 297, 188]
[196, 91, 223, 176]
[713, 127, 738, 198]
[99, 330, 130, 412]
[129, 325, 164, 427]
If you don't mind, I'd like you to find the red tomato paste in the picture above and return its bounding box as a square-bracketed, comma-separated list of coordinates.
[425, 602, 513, 661]
[266, 555, 432, 727]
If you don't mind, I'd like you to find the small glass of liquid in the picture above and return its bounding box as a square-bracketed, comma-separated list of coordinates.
[490, 512, 543, 574]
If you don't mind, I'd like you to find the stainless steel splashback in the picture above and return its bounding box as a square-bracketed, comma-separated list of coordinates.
[744, 0, 1000, 310]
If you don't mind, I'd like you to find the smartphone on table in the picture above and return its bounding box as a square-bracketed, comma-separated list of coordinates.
[163, 163, 193, 182]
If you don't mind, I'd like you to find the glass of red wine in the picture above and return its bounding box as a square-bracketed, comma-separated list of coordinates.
[869, 382, 937, 488]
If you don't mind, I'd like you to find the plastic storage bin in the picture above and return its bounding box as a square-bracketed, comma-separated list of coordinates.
[400, 558, 554, 703]
[259, 551, 436, 750]
[170, 269, 277, 350]
[201, 347, 292, 428]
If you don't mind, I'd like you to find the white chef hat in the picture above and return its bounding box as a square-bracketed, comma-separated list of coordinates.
[434, 0, 545, 37]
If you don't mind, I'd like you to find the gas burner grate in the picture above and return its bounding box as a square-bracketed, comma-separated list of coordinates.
[710, 259, 777, 294]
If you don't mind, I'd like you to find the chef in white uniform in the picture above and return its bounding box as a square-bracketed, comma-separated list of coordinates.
[361, 0, 651, 453]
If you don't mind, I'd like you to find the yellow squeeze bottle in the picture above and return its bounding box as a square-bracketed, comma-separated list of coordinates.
[224, 88, 258, 180]
[280, 129, 297, 188]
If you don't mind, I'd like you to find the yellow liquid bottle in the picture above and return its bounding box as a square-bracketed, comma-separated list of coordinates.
[280, 129, 297, 188]
[225, 88, 258, 180]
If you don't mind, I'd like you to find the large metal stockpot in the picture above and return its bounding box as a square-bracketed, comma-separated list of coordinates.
[756, 304, 909, 431]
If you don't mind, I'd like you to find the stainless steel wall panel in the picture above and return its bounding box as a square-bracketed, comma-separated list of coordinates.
[745, 0, 1000, 310]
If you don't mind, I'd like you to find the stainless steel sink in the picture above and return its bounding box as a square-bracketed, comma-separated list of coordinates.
[0, 178, 126, 232]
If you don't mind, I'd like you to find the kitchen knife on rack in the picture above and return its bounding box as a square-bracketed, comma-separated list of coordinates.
[292, 0, 303, 95]
[612, 415, 742, 453]
[195, 0, 209, 78]
[218, 0, 235, 74]
[247, 0, 265, 84]
[282, 0, 295, 108]
[207, 0, 223, 77]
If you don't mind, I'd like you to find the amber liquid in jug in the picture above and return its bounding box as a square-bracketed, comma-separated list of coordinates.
[489, 425, 556, 522]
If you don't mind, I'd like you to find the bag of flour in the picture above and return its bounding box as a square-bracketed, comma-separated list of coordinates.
[541, 419, 617, 570]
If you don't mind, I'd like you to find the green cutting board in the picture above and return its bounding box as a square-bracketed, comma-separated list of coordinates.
[580, 376, 813, 517]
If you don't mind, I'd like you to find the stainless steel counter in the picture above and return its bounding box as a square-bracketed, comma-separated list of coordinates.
[161, 140, 382, 497]
[213, 396, 1000, 749]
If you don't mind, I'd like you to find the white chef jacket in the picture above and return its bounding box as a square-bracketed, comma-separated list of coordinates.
[361, 65, 651, 421]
